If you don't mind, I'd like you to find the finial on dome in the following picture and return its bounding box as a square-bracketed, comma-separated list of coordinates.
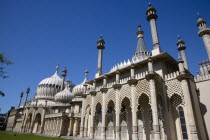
[85, 69, 89, 77]
[178, 35, 181, 40]
[149, 2, 152, 7]
[197, 13, 200, 18]
[56, 64, 59, 73]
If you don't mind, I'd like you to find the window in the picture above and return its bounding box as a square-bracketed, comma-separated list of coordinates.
[178, 107, 188, 140]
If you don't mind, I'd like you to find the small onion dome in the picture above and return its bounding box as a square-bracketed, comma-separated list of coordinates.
[197, 13, 207, 27]
[72, 70, 93, 96]
[35, 65, 63, 100]
[55, 80, 73, 103]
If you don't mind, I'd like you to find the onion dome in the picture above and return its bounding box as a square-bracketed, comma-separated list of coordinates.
[55, 80, 73, 103]
[35, 65, 63, 100]
[72, 69, 93, 96]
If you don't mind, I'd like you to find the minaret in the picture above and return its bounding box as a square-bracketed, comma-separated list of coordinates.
[177, 36, 189, 70]
[23, 88, 30, 107]
[197, 13, 210, 60]
[95, 35, 105, 78]
[18, 92, 23, 108]
[146, 3, 162, 55]
[132, 25, 151, 61]
[61, 67, 67, 90]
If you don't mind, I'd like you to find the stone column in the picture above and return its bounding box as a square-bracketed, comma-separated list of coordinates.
[145, 58, 160, 140]
[59, 116, 64, 136]
[21, 108, 28, 132]
[113, 70, 121, 140]
[161, 80, 172, 139]
[40, 100, 47, 133]
[73, 118, 78, 136]
[128, 64, 138, 140]
[29, 107, 37, 133]
[177, 59, 199, 140]
[80, 85, 87, 138]
[101, 75, 108, 140]
[84, 114, 88, 137]
[68, 118, 73, 136]
[202, 34, 210, 60]
[90, 92, 96, 139]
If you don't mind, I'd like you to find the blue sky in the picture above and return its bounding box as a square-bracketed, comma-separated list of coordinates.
[0, 0, 210, 113]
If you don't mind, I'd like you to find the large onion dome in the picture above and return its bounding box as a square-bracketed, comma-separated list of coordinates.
[35, 65, 63, 100]
[72, 70, 93, 96]
[55, 80, 73, 103]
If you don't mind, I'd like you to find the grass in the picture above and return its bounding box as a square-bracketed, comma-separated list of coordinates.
[0, 130, 70, 140]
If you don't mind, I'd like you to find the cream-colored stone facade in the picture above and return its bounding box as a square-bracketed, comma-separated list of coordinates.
[6, 4, 210, 140]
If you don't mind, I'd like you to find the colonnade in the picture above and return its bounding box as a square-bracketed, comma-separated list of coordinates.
[44, 117, 62, 136]
[79, 58, 200, 140]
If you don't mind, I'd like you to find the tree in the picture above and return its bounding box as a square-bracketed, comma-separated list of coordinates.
[0, 53, 14, 97]
[0, 91, 5, 97]
[0, 53, 13, 79]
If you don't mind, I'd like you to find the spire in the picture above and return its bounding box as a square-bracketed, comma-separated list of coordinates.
[133, 25, 150, 61]
[135, 25, 148, 53]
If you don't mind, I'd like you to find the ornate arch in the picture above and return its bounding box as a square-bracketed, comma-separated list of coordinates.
[136, 79, 151, 104]
[120, 84, 131, 106]
[166, 79, 184, 101]
[94, 92, 102, 112]
[105, 89, 116, 109]
[85, 94, 92, 110]
[170, 93, 184, 109]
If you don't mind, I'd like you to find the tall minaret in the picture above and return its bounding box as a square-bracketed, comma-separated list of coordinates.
[95, 35, 105, 78]
[18, 92, 23, 108]
[177, 36, 189, 70]
[61, 67, 67, 90]
[197, 13, 210, 60]
[23, 88, 30, 107]
[146, 3, 162, 55]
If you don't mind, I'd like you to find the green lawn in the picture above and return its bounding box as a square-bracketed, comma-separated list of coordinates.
[0, 131, 70, 140]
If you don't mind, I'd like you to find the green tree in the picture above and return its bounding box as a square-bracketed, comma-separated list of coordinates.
[0, 53, 14, 97]
[0, 53, 14, 79]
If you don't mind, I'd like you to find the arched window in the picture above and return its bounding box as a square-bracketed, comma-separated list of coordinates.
[178, 107, 188, 140]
